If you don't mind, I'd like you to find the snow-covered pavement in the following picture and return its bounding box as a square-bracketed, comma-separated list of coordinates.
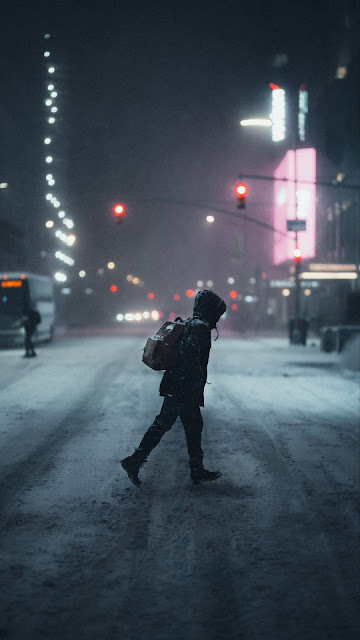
[0, 334, 359, 640]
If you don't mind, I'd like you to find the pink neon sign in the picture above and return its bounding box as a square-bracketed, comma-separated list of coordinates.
[273, 148, 316, 264]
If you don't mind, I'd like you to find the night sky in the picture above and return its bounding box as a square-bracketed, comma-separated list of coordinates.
[0, 0, 342, 305]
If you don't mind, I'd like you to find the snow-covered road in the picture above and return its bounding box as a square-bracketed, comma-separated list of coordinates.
[0, 334, 359, 640]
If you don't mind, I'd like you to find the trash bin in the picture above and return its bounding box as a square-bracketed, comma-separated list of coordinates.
[320, 327, 336, 352]
[289, 317, 308, 345]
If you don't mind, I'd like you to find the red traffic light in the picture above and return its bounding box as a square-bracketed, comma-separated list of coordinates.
[235, 183, 247, 197]
[112, 203, 125, 217]
[235, 183, 248, 209]
[230, 290, 237, 299]
[110, 285, 118, 292]
[147, 292, 155, 300]
[293, 248, 302, 262]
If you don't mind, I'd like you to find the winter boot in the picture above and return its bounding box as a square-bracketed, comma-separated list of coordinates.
[190, 465, 222, 485]
[120, 454, 144, 487]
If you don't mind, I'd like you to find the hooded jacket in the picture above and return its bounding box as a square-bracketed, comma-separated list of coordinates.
[159, 290, 226, 406]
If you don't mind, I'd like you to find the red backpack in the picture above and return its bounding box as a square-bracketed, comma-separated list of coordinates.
[142, 316, 185, 371]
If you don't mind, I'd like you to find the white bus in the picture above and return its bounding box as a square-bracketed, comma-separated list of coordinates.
[0, 272, 55, 347]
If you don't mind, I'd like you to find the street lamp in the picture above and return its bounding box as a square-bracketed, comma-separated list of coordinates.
[240, 118, 272, 127]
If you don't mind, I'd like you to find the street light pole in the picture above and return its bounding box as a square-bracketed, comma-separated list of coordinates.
[292, 89, 301, 320]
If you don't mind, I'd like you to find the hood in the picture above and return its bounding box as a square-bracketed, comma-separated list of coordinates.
[193, 290, 227, 329]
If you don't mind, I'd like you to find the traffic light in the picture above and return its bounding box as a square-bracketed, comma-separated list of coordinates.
[112, 203, 126, 221]
[235, 183, 248, 209]
[293, 248, 302, 263]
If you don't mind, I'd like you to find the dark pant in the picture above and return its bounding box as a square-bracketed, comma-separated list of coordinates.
[135, 395, 204, 467]
[24, 329, 35, 355]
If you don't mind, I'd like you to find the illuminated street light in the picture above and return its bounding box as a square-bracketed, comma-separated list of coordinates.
[240, 118, 272, 127]
[48, 67, 55, 73]
[45, 99, 52, 106]
[58, 211, 65, 218]
[44, 51, 50, 57]
[126, 275, 133, 281]
[0, 183, 8, 189]
[55, 251, 74, 266]
[206, 215, 215, 223]
[44, 137, 51, 144]
[79, 270, 86, 278]
[51, 106, 58, 113]
[45, 220, 54, 228]
[206, 280, 213, 287]
[51, 91, 57, 98]
[107, 261, 115, 269]
[48, 84, 54, 91]
[227, 277, 235, 284]
[54, 272, 67, 282]
[46, 174, 52, 180]
[46, 193, 53, 200]
[48, 179, 55, 186]
[45, 156, 53, 163]
[67, 235, 76, 246]
[197, 280, 204, 287]
[48, 117, 55, 124]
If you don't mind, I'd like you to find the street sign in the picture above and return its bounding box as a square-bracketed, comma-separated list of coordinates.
[287, 219, 306, 232]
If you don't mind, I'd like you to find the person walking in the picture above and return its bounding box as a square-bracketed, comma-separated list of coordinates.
[121, 289, 227, 486]
[23, 307, 41, 358]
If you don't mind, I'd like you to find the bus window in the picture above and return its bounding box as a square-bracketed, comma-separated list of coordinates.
[0, 282, 26, 315]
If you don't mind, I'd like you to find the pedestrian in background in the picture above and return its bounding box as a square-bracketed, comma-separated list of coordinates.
[121, 289, 227, 486]
[23, 307, 41, 358]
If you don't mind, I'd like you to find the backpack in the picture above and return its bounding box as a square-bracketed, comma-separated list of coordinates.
[142, 316, 185, 371]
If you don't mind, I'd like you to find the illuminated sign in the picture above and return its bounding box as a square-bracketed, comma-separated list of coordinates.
[271, 88, 286, 142]
[309, 264, 356, 272]
[298, 87, 308, 142]
[300, 272, 358, 280]
[270, 280, 319, 288]
[273, 148, 316, 265]
[1, 280, 22, 288]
